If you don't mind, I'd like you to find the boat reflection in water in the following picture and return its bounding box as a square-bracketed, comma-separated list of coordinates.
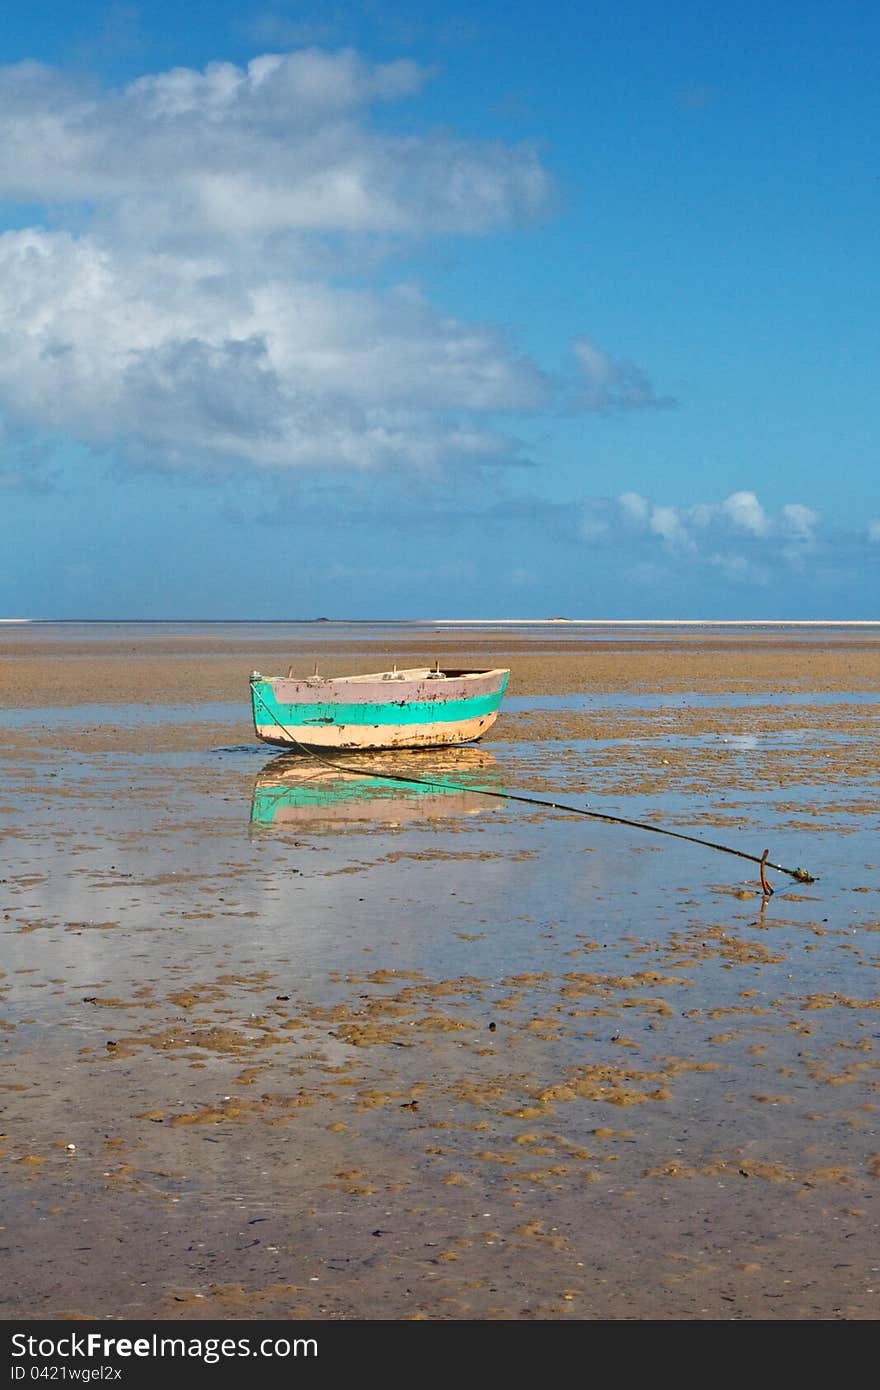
[250, 747, 504, 831]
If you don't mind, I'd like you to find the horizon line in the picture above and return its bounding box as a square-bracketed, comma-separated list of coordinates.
[2, 617, 879, 627]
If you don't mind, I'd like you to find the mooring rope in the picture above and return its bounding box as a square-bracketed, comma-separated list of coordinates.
[251, 686, 817, 885]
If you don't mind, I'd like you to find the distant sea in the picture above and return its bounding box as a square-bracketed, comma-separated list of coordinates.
[2, 617, 878, 645]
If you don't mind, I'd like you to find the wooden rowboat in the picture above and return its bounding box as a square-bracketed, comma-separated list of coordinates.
[249, 665, 509, 751]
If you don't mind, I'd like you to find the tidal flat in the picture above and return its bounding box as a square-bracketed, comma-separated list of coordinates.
[1, 624, 879, 1320]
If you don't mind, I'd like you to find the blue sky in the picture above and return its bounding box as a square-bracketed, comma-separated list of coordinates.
[1, 0, 878, 618]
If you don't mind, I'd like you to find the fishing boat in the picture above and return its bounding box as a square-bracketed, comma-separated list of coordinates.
[249, 665, 509, 751]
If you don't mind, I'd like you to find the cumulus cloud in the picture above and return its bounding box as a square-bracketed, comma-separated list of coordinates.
[0, 51, 549, 239]
[613, 488, 819, 561]
[0, 49, 561, 475]
[721, 490, 768, 537]
[781, 503, 818, 539]
[0, 227, 553, 471]
[648, 504, 693, 549]
[0, 48, 668, 476]
[570, 487, 834, 599]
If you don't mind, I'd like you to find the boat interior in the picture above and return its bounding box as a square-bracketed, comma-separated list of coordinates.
[276, 667, 507, 684]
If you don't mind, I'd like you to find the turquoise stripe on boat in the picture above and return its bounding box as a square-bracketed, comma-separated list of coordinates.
[252, 680, 506, 729]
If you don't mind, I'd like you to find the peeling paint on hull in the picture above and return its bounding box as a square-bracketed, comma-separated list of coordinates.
[250, 666, 509, 751]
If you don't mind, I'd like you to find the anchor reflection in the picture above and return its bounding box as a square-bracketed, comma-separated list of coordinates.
[250, 746, 505, 830]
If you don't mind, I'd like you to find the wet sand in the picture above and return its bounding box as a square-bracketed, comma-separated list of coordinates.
[2, 626, 879, 1319]
[3, 628, 880, 706]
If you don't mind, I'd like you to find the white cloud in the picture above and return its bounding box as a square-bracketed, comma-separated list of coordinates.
[721, 490, 768, 537]
[868, 521, 880, 543]
[0, 53, 548, 241]
[618, 493, 692, 550]
[0, 225, 557, 472]
[648, 504, 693, 549]
[781, 502, 817, 539]
[0, 49, 666, 477]
[611, 488, 819, 564]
